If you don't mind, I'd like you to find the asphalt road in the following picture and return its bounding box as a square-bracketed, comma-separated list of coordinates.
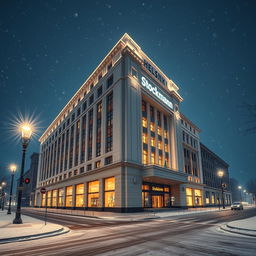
[1, 208, 256, 256]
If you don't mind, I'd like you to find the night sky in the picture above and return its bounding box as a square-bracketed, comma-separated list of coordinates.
[0, 0, 255, 186]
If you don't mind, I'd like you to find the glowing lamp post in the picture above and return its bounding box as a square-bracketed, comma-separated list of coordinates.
[217, 170, 225, 209]
[238, 186, 242, 202]
[7, 164, 17, 214]
[13, 124, 33, 224]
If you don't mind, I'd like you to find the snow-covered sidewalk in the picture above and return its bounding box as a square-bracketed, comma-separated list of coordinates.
[0, 211, 69, 244]
[221, 216, 256, 237]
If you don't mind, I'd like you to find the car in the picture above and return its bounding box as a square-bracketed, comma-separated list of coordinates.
[231, 202, 243, 210]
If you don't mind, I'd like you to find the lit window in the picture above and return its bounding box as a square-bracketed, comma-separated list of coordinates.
[142, 133, 147, 143]
[104, 177, 115, 207]
[75, 184, 84, 207]
[158, 155, 163, 166]
[41, 193, 46, 207]
[142, 117, 147, 128]
[52, 190, 57, 207]
[88, 180, 99, 207]
[150, 122, 155, 131]
[158, 141, 162, 150]
[164, 143, 168, 152]
[65, 186, 73, 207]
[164, 130, 168, 138]
[95, 160, 101, 168]
[142, 150, 148, 164]
[58, 188, 64, 207]
[150, 152, 155, 164]
[157, 126, 162, 135]
[151, 137, 155, 147]
[186, 188, 193, 206]
[47, 190, 52, 207]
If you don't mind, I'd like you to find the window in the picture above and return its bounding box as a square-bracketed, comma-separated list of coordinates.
[151, 137, 155, 147]
[74, 120, 80, 166]
[142, 133, 147, 143]
[194, 189, 202, 206]
[87, 164, 92, 171]
[88, 181, 99, 207]
[77, 107, 81, 117]
[95, 160, 101, 168]
[58, 189, 64, 207]
[74, 169, 78, 175]
[97, 86, 103, 97]
[67, 118, 70, 126]
[80, 115, 86, 163]
[90, 83, 94, 90]
[107, 62, 112, 71]
[107, 74, 113, 88]
[142, 117, 147, 128]
[98, 73, 102, 81]
[75, 184, 84, 207]
[80, 166, 84, 174]
[47, 191, 52, 207]
[96, 102, 102, 157]
[52, 190, 57, 207]
[89, 94, 94, 105]
[157, 126, 162, 135]
[82, 101, 87, 112]
[69, 125, 74, 168]
[105, 156, 113, 165]
[150, 122, 155, 132]
[150, 152, 155, 164]
[41, 193, 46, 207]
[186, 188, 193, 206]
[158, 140, 162, 150]
[71, 113, 75, 122]
[158, 155, 163, 166]
[104, 177, 115, 207]
[142, 150, 148, 164]
[87, 109, 93, 160]
[142, 100, 147, 113]
[132, 67, 138, 78]
[65, 186, 73, 207]
[106, 92, 113, 152]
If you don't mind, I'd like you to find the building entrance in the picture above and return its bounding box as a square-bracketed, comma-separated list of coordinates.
[152, 195, 164, 208]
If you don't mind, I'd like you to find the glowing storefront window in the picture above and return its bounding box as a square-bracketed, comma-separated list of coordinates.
[142, 150, 148, 164]
[142, 117, 147, 128]
[41, 193, 46, 207]
[47, 190, 52, 207]
[52, 190, 57, 207]
[194, 189, 202, 206]
[58, 188, 64, 207]
[104, 177, 115, 207]
[211, 193, 215, 204]
[186, 188, 193, 206]
[75, 184, 84, 207]
[88, 180, 99, 207]
[65, 186, 73, 207]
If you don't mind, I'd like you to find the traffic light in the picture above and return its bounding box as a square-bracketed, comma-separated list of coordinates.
[24, 178, 30, 184]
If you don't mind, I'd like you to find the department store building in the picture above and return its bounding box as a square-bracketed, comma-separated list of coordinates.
[35, 34, 228, 212]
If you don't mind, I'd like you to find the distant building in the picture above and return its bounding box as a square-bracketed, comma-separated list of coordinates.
[17, 153, 39, 207]
[200, 143, 231, 206]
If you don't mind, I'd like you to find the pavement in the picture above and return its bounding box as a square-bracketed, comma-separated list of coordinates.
[221, 215, 256, 237]
[0, 210, 69, 244]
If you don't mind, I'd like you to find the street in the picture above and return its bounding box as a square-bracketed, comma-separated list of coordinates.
[0, 208, 255, 256]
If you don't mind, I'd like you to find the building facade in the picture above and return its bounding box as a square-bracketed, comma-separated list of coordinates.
[200, 143, 231, 206]
[35, 34, 228, 212]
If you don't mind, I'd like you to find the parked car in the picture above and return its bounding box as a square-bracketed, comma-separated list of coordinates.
[231, 202, 243, 210]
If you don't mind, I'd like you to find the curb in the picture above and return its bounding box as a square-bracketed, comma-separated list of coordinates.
[220, 225, 256, 237]
[0, 227, 70, 244]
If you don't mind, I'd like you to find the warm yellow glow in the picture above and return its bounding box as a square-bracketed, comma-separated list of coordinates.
[9, 164, 17, 172]
[20, 123, 33, 139]
[217, 170, 224, 178]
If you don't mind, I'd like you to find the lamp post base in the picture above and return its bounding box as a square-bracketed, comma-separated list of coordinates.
[13, 217, 23, 224]
[7, 211, 11, 215]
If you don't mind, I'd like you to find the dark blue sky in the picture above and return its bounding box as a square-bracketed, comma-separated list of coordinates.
[0, 0, 255, 185]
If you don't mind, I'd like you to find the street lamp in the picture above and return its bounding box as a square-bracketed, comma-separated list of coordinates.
[1, 181, 6, 210]
[238, 186, 242, 202]
[7, 164, 17, 214]
[13, 123, 33, 224]
[217, 170, 225, 209]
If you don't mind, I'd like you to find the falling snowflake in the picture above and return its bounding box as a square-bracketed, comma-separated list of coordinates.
[74, 12, 79, 18]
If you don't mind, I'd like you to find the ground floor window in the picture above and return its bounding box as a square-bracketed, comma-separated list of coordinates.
[75, 184, 84, 207]
[142, 183, 171, 208]
[47, 190, 52, 207]
[65, 186, 73, 207]
[88, 180, 99, 207]
[194, 189, 202, 206]
[52, 190, 57, 207]
[58, 188, 64, 207]
[211, 193, 215, 204]
[205, 191, 210, 204]
[186, 188, 193, 206]
[104, 177, 115, 207]
[41, 193, 46, 207]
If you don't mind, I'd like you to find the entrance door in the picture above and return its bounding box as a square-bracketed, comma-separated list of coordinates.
[152, 195, 164, 208]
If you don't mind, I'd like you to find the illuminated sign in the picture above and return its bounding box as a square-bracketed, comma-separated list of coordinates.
[143, 59, 167, 86]
[152, 186, 164, 192]
[141, 76, 173, 110]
